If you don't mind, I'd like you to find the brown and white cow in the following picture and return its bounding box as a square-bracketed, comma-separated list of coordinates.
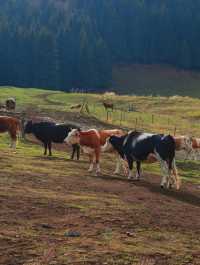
[185, 137, 200, 160]
[0, 116, 21, 149]
[64, 128, 124, 175]
[173, 136, 193, 153]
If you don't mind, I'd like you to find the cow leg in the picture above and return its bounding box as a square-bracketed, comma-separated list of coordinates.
[11, 139, 17, 150]
[171, 158, 181, 190]
[155, 152, 168, 188]
[126, 156, 134, 179]
[71, 144, 76, 160]
[44, 142, 48, 155]
[114, 156, 122, 174]
[194, 149, 199, 161]
[48, 142, 52, 156]
[9, 131, 17, 150]
[88, 153, 94, 172]
[76, 145, 80, 160]
[160, 160, 169, 188]
[154, 151, 169, 188]
[95, 147, 101, 176]
[135, 161, 141, 180]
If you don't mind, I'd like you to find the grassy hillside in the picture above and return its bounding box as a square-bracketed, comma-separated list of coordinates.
[2, 86, 200, 136]
[112, 64, 200, 97]
[0, 87, 199, 264]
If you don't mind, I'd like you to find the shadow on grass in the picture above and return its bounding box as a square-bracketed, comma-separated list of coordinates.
[97, 173, 200, 207]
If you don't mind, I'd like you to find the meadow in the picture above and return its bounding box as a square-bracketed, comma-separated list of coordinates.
[0, 86, 199, 265]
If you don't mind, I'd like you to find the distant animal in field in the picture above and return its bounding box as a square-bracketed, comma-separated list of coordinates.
[5, 98, 16, 111]
[102, 131, 180, 190]
[70, 104, 82, 110]
[0, 116, 21, 149]
[24, 121, 80, 158]
[64, 128, 124, 175]
[102, 101, 114, 111]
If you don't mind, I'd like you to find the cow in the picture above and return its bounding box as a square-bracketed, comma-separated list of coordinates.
[102, 131, 180, 190]
[102, 134, 192, 176]
[6, 98, 16, 111]
[185, 137, 200, 160]
[0, 116, 21, 149]
[173, 135, 193, 159]
[102, 101, 114, 111]
[24, 121, 80, 158]
[64, 128, 124, 175]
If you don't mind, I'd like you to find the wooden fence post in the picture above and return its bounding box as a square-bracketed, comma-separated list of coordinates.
[174, 126, 177, 136]
[135, 118, 138, 130]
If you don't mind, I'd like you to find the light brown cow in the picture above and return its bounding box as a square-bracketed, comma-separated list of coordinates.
[0, 116, 21, 149]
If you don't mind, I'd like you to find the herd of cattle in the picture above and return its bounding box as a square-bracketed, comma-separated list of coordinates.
[1, 115, 200, 191]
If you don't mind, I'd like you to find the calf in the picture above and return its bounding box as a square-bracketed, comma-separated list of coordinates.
[24, 121, 80, 158]
[103, 131, 180, 190]
[64, 128, 124, 175]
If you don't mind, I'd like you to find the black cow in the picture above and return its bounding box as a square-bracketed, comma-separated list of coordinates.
[103, 131, 180, 189]
[24, 121, 80, 159]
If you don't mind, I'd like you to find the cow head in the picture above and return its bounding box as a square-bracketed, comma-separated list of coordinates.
[64, 129, 80, 145]
[24, 120, 33, 134]
[102, 135, 124, 153]
[101, 137, 114, 152]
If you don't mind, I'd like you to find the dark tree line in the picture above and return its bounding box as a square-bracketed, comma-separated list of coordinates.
[0, 0, 200, 91]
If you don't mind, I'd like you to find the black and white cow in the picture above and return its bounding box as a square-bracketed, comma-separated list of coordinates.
[24, 121, 80, 158]
[102, 131, 180, 189]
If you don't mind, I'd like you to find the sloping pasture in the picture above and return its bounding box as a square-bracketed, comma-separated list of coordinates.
[0, 87, 199, 264]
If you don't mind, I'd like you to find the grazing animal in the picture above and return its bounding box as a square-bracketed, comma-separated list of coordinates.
[24, 121, 80, 158]
[64, 128, 124, 175]
[5, 98, 16, 111]
[102, 101, 114, 111]
[102, 131, 180, 190]
[0, 116, 21, 149]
